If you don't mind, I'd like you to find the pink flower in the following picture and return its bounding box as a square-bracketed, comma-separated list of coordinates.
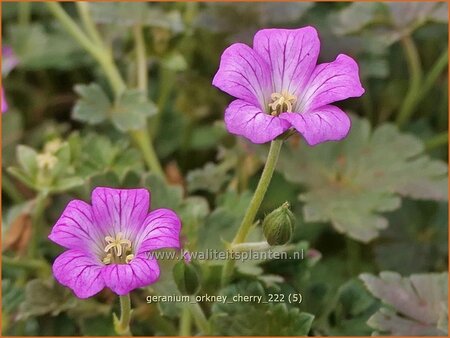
[49, 188, 181, 298]
[212, 26, 365, 145]
[2, 88, 7, 113]
[2, 46, 19, 76]
[2, 46, 19, 113]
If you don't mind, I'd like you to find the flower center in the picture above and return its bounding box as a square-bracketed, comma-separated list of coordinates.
[102, 232, 134, 265]
[269, 91, 296, 116]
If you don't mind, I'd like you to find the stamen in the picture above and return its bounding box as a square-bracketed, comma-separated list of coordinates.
[125, 254, 134, 264]
[103, 232, 134, 264]
[269, 91, 296, 116]
[103, 253, 112, 265]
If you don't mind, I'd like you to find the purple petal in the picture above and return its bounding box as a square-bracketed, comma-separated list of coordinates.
[253, 27, 320, 96]
[136, 208, 181, 254]
[48, 200, 104, 255]
[280, 105, 351, 146]
[212, 43, 272, 109]
[224, 99, 291, 144]
[52, 249, 105, 299]
[2, 46, 19, 76]
[101, 255, 160, 295]
[2, 88, 7, 113]
[91, 188, 150, 240]
[299, 54, 365, 112]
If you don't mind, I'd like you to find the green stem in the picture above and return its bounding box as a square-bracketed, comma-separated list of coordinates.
[396, 35, 423, 127]
[133, 24, 148, 93]
[2, 173, 24, 203]
[2, 255, 49, 273]
[130, 129, 164, 178]
[115, 294, 132, 336]
[76, 2, 104, 47]
[47, 2, 164, 175]
[151, 66, 174, 138]
[179, 305, 191, 336]
[231, 241, 270, 252]
[425, 132, 448, 151]
[46, 2, 125, 96]
[188, 299, 210, 335]
[46, 3, 101, 66]
[28, 193, 48, 258]
[18, 2, 31, 27]
[345, 237, 360, 276]
[418, 48, 448, 111]
[221, 139, 283, 286]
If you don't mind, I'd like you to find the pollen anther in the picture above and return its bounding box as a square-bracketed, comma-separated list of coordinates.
[269, 91, 296, 116]
[104, 232, 132, 258]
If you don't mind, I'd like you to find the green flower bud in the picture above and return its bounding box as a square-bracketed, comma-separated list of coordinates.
[173, 261, 200, 295]
[262, 202, 295, 246]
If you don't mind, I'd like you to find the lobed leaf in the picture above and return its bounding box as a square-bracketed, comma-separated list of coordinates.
[360, 271, 448, 335]
[273, 115, 447, 242]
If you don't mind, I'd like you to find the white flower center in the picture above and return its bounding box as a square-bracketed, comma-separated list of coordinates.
[269, 91, 296, 116]
[102, 232, 134, 265]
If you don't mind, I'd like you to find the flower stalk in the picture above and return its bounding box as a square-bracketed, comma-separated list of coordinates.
[28, 193, 49, 258]
[396, 35, 423, 127]
[46, 2, 163, 177]
[179, 305, 191, 336]
[397, 38, 448, 127]
[188, 299, 210, 335]
[115, 294, 132, 336]
[221, 139, 283, 286]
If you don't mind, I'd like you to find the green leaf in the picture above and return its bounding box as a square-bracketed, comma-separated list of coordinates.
[1, 112, 24, 166]
[326, 279, 379, 336]
[386, 2, 445, 29]
[2, 279, 25, 315]
[7, 167, 37, 190]
[90, 3, 184, 32]
[17, 278, 76, 320]
[72, 83, 111, 125]
[273, 115, 447, 242]
[71, 132, 143, 182]
[51, 177, 84, 193]
[111, 90, 157, 132]
[16, 145, 38, 177]
[10, 24, 88, 70]
[142, 173, 183, 210]
[187, 162, 232, 194]
[374, 200, 447, 274]
[198, 190, 252, 253]
[210, 280, 314, 336]
[360, 272, 448, 335]
[330, 3, 384, 36]
[142, 174, 210, 249]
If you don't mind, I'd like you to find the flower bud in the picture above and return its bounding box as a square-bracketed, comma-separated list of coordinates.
[173, 261, 200, 295]
[262, 202, 295, 246]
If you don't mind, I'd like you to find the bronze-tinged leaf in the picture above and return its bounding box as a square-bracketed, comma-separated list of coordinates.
[2, 211, 32, 256]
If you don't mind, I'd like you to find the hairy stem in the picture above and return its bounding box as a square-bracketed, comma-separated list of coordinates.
[46, 2, 164, 176]
[116, 294, 132, 336]
[188, 299, 210, 335]
[130, 129, 164, 178]
[76, 2, 104, 47]
[396, 35, 423, 127]
[179, 305, 191, 336]
[221, 139, 283, 286]
[133, 24, 148, 93]
[18, 2, 31, 27]
[28, 193, 48, 258]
